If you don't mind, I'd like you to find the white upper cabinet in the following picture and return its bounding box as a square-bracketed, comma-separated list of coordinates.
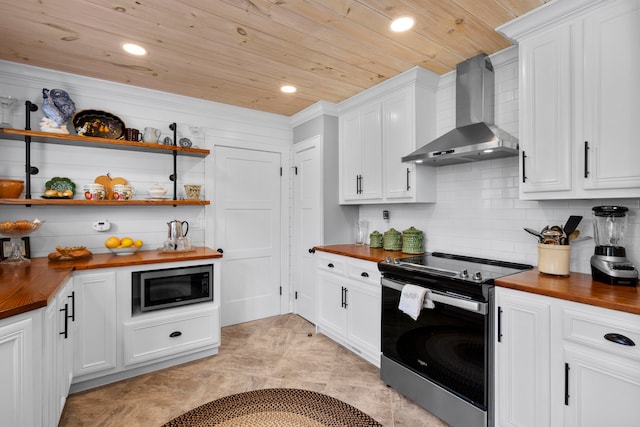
[500, 0, 640, 200]
[581, 1, 640, 191]
[340, 103, 383, 202]
[519, 25, 573, 195]
[339, 67, 438, 204]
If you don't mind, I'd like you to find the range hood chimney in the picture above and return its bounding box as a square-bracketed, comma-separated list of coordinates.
[402, 54, 519, 166]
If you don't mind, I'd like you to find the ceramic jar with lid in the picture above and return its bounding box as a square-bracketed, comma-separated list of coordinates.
[113, 184, 133, 201]
[383, 228, 402, 251]
[369, 230, 383, 248]
[402, 226, 424, 254]
[83, 183, 106, 200]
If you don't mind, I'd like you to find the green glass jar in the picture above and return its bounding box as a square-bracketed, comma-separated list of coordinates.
[369, 230, 383, 248]
[402, 226, 424, 254]
[383, 228, 402, 251]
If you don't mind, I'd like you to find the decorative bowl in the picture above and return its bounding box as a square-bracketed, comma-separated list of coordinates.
[0, 179, 24, 198]
[43, 177, 75, 198]
[108, 246, 140, 256]
[0, 218, 44, 237]
[73, 110, 125, 139]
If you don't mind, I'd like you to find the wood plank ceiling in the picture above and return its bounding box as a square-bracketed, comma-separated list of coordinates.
[0, 0, 546, 116]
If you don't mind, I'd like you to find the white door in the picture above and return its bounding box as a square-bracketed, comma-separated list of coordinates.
[292, 136, 321, 323]
[214, 146, 282, 326]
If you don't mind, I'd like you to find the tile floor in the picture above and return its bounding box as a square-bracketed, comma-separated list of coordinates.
[59, 314, 448, 426]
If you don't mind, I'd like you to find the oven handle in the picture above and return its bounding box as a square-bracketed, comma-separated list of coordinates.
[381, 277, 487, 314]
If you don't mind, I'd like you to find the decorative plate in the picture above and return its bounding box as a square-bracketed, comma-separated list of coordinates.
[73, 110, 126, 139]
[43, 177, 76, 198]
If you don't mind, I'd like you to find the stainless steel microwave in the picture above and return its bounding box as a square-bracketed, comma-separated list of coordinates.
[132, 264, 213, 313]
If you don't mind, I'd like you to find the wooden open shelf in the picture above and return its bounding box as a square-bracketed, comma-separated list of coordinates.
[0, 128, 210, 157]
[0, 198, 210, 206]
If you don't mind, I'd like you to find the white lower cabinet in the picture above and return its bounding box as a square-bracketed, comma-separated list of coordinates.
[495, 287, 553, 427]
[495, 287, 640, 427]
[124, 307, 218, 366]
[0, 311, 37, 427]
[73, 271, 117, 379]
[43, 277, 75, 426]
[316, 252, 381, 366]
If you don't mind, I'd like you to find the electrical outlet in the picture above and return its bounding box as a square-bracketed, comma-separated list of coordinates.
[93, 220, 111, 232]
[383, 210, 390, 220]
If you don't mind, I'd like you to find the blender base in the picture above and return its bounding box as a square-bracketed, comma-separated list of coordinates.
[591, 264, 638, 286]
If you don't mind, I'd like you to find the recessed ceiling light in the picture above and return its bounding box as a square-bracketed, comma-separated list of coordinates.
[390, 16, 415, 32]
[123, 43, 147, 56]
[281, 85, 297, 94]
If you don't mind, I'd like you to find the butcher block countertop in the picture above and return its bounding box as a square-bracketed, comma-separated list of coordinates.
[0, 247, 222, 320]
[496, 269, 640, 316]
[313, 244, 407, 263]
[315, 244, 639, 316]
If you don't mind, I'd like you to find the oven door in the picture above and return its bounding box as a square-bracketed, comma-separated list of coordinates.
[381, 277, 489, 410]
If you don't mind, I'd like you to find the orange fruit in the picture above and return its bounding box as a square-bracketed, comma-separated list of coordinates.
[105, 236, 120, 249]
[120, 237, 134, 248]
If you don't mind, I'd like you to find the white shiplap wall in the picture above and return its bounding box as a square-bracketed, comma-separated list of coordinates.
[359, 47, 640, 274]
[0, 60, 292, 257]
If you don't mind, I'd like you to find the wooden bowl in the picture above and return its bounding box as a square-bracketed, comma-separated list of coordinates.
[0, 179, 24, 198]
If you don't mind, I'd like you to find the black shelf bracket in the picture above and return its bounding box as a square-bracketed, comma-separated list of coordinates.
[24, 101, 39, 206]
[169, 122, 178, 206]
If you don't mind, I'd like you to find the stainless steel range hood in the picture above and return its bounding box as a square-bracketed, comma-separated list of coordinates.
[402, 54, 519, 166]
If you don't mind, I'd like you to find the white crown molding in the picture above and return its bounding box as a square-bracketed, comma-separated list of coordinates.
[490, 46, 518, 68]
[497, 0, 613, 42]
[289, 100, 339, 127]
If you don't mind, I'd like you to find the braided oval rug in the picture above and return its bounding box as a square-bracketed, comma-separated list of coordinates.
[162, 388, 382, 427]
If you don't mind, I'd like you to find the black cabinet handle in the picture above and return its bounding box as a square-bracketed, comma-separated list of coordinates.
[68, 291, 75, 321]
[406, 168, 411, 191]
[216, 248, 224, 253]
[60, 303, 69, 339]
[497, 306, 503, 343]
[604, 333, 636, 347]
[169, 331, 182, 338]
[584, 141, 589, 178]
[564, 363, 570, 406]
[308, 248, 315, 254]
[327, 263, 334, 268]
[361, 272, 369, 278]
[522, 151, 527, 183]
[341, 287, 348, 308]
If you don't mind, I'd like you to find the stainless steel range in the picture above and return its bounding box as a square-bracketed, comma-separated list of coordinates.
[378, 252, 532, 427]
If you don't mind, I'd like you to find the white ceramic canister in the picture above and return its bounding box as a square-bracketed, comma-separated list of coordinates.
[83, 183, 106, 200]
[113, 184, 133, 201]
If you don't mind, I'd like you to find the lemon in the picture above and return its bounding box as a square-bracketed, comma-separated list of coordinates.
[134, 239, 143, 248]
[120, 237, 134, 248]
[105, 236, 120, 249]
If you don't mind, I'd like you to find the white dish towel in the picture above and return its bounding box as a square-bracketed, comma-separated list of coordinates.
[398, 284, 432, 320]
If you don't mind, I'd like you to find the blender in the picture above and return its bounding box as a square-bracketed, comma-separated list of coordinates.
[590, 206, 638, 286]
